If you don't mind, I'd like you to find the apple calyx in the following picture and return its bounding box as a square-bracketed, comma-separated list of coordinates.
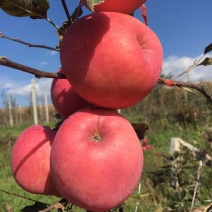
[92, 132, 102, 142]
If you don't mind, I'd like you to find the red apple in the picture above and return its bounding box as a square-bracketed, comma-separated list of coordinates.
[60, 12, 163, 109]
[11, 125, 60, 196]
[82, 0, 146, 14]
[50, 108, 143, 211]
[51, 68, 92, 119]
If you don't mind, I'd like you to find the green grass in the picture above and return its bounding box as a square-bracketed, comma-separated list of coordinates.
[0, 121, 57, 143]
[0, 124, 29, 143]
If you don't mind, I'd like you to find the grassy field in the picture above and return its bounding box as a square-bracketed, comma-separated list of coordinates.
[0, 118, 211, 211]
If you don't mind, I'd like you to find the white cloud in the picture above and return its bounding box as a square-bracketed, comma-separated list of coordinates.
[5, 78, 52, 98]
[39, 61, 49, 66]
[0, 77, 15, 89]
[162, 54, 212, 82]
[8, 84, 31, 96]
[50, 50, 58, 56]
[36, 78, 52, 96]
[1, 82, 15, 89]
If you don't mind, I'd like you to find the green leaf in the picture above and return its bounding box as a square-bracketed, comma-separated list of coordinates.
[181, 87, 196, 94]
[86, 0, 105, 11]
[198, 57, 212, 66]
[131, 123, 149, 140]
[204, 43, 212, 55]
[0, 0, 49, 18]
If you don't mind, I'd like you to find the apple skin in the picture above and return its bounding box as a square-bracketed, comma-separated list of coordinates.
[60, 12, 163, 109]
[50, 107, 143, 211]
[11, 125, 60, 196]
[51, 68, 92, 119]
[82, 0, 146, 14]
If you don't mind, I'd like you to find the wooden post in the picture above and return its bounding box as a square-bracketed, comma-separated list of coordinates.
[8, 94, 13, 127]
[39, 102, 43, 120]
[31, 79, 38, 125]
[19, 103, 22, 125]
[170, 138, 181, 155]
[184, 73, 189, 103]
[170, 137, 211, 166]
[44, 94, 49, 124]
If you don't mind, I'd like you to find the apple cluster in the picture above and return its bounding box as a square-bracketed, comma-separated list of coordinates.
[11, 1, 163, 211]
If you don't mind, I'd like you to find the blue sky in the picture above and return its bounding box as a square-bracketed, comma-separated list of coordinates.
[0, 0, 212, 108]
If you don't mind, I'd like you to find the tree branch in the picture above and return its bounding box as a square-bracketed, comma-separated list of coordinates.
[158, 78, 212, 103]
[175, 80, 212, 102]
[0, 32, 59, 52]
[0, 56, 65, 79]
[0, 56, 211, 103]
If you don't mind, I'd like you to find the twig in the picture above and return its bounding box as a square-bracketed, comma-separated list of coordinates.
[174, 55, 205, 80]
[135, 182, 141, 212]
[0, 32, 59, 52]
[39, 198, 72, 212]
[190, 160, 203, 212]
[0, 56, 66, 79]
[145, 178, 158, 207]
[61, 0, 72, 23]
[76, 0, 83, 20]
[158, 79, 212, 103]
[39, 202, 64, 212]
